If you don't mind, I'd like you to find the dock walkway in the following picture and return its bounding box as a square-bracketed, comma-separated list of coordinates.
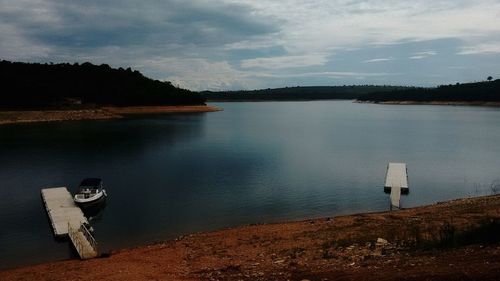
[41, 187, 98, 259]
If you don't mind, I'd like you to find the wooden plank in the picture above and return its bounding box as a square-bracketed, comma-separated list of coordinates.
[41, 187, 88, 237]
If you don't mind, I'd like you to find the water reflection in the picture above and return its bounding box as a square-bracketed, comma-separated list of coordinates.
[82, 200, 107, 221]
[1, 102, 500, 269]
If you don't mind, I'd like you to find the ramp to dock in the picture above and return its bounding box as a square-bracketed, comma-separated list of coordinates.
[41, 187, 98, 259]
[390, 185, 402, 209]
[68, 222, 98, 259]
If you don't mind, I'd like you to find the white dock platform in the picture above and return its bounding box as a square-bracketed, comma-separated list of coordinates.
[41, 187, 88, 237]
[384, 163, 409, 193]
[384, 163, 409, 209]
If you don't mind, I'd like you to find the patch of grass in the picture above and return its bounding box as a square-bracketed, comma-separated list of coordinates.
[405, 218, 500, 250]
[290, 247, 305, 259]
[451, 219, 500, 247]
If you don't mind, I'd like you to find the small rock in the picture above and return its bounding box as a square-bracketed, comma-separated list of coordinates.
[376, 238, 388, 245]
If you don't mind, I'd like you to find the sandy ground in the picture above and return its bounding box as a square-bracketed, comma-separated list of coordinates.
[1, 195, 500, 281]
[0, 109, 120, 125]
[0, 105, 222, 125]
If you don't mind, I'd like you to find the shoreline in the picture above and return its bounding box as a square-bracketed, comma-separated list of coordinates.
[0, 109, 121, 125]
[355, 100, 500, 107]
[0, 105, 222, 125]
[2, 194, 500, 280]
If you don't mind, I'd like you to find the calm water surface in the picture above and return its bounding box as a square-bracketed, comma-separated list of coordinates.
[1, 101, 500, 268]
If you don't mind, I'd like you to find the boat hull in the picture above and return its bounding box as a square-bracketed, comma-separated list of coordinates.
[74, 190, 107, 208]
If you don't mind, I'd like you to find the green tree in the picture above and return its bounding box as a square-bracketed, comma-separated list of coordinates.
[487, 76, 493, 82]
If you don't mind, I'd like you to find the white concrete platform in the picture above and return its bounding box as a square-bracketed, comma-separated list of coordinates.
[41, 187, 88, 237]
[384, 163, 409, 193]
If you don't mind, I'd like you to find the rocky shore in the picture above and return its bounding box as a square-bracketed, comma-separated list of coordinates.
[1, 194, 500, 280]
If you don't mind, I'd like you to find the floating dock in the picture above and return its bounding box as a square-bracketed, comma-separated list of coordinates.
[384, 163, 409, 209]
[41, 187, 98, 259]
[41, 187, 88, 236]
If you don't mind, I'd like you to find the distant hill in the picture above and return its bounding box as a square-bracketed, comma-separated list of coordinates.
[0, 60, 205, 109]
[201, 86, 409, 101]
[357, 80, 500, 102]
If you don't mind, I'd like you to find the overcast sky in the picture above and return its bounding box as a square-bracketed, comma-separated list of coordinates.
[1, 0, 500, 90]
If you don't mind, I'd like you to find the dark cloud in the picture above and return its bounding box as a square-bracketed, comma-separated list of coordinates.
[0, 0, 278, 49]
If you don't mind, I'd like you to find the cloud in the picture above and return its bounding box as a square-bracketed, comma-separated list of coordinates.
[0, 20, 51, 60]
[0, 0, 278, 49]
[1, 0, 500, 90]
[363, 57, 395, 63]
[230, 0, 500, 53]
[409, 51, 437, 59]
[156, 58, 262, 91]
[272, 71, 400, 79]
[457, 43, 500, 55]
[240, 54, 328, 69]
[224, 38, 284, 50]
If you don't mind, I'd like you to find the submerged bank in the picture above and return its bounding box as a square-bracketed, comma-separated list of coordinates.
[356, 100, 500, 107]
[0, 105, 222, 125]
[1, 194, 500, 280]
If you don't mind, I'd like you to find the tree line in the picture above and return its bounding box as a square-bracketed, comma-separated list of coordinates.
[356, 79, 500, 102]
[0, 60, 205, 109]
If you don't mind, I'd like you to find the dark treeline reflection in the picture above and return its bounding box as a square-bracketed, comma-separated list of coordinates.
[202, 85, 408, 101]
[0, 114, 206, 156]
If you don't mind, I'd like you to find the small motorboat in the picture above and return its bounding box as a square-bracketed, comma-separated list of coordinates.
[74, 178, 107, 207]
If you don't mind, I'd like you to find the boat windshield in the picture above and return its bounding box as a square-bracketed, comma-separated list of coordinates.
[79, 187, 98, 193]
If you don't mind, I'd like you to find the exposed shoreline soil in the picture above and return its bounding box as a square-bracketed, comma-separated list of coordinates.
[1, 194, 500, 280]
[0, 105, 222, 125]
[0, 109, 120, 125]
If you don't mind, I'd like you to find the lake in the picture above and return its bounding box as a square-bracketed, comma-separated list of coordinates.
[1, 101, 500, 269]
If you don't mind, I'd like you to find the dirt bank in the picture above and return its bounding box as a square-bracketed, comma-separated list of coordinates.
[0, 109, 120, 125]
[0, 105, 222, 125]
[1, 195, 500, 280]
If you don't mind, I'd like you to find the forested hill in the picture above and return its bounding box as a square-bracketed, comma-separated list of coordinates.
[0, 60, 205, 109]
[201, 86, 409, 101]
[356, 80, 500, 102]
